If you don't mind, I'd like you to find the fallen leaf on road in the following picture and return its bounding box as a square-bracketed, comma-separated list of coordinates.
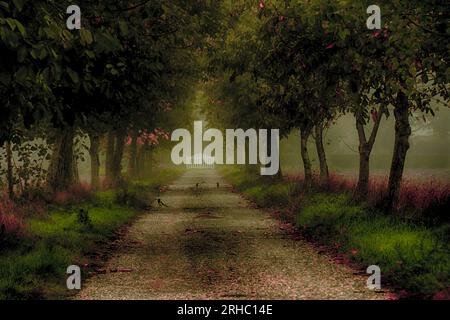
[94, 268, 107, 274]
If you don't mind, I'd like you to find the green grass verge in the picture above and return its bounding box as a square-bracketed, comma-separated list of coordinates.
[297, 194, 449, 297]
[0, 167, 184, 300]
[221, 166, 291, 208]
[222, 167, 450, 298]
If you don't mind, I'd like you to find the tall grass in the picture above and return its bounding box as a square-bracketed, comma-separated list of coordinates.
[296, 194, 449, 298]
[286, 173, 450, 224]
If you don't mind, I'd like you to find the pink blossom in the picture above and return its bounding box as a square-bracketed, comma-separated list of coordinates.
[125, 136, 133, 146]
[433, 290, 450, 300]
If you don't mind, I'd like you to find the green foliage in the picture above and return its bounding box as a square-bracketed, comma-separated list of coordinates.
[296, 193, 450, 298]
[0, 0, 217, 194]
[76, 209, 91, 228]
[207, 0, 449, 209]
[245, 184, 290, 208]
[115, 167, 184, 209]
[0, 203, 137, 299]
[297, 194, 364, 240]
[114, 185, 148, 210]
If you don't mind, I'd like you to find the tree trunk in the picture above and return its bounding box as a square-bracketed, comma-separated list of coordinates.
[356, 147, 370, 198]
[111, 129, 126, 184]
[127, 131, 138, 180]
[105, 131, 115, 185]
[135, 146, 143, 179]
[5, 141, 14, 199]
[142, 147, 153, 178]
[355, 107, 383, 198]
[356, 116, 371, 198]
[89, 133, 100, 189]
[47, 128, 75, 191]
[387, 92, 411, 211]
[314, 125, 329, 181]
[275, 166, 283, 180]
[300, 126, 313, 186]
[136, 145, 149, 179]
[72, 156, 79, 185]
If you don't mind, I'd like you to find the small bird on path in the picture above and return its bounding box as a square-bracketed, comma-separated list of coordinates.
[157, 198, 168, 207]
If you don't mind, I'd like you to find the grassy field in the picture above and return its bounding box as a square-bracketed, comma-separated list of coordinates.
[221, 166, 450, 299]
[0, 167, 184, 300]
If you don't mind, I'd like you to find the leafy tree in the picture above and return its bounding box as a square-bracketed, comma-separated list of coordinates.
[325, 0, 449, 207]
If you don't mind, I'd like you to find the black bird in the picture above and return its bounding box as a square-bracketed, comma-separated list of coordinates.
[217, 182, 220, 188]
[157, 198, 168, 207]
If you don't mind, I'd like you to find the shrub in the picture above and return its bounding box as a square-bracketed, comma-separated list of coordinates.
[287, 173, 450, 225]
[286, 173, 356, 194]
[76, 209, 92, 228]
[18, 187, 52, 204]
[244, 183, 291, 208]
[0, 214, 24, 244]
[114, 186, 148, 209]
[0, 195, 25, 245]
[222, 167, 259, 191]
[53, 184, 93, 207]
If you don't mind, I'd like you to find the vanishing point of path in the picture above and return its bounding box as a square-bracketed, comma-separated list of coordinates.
[78, 169, 386, 300]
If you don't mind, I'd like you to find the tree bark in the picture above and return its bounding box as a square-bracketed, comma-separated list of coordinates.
[387, 92, 411, 211]
[127, 131, 138, 180]
[355, 107, 383, 198]
[5, 141, 14, 199]
[111, 129, 126, 184]
[314, 125, 329, 181]
[356, 146, 371, 198]
[300, 126, 313, 186]
[47, 128, 75, 191]
[88, 133, 100, 189]
[135, 145, 143, 179]
[137, 146, 155, 179]
[72, 155, 79, 185]
[105, 131, 115, 185]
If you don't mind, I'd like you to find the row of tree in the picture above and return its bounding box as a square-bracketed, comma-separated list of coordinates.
[205, 0, 449, 210]
[0, 0, 217, 196]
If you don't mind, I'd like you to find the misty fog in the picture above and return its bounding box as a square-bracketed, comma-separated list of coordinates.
[280, 106, 450, 181]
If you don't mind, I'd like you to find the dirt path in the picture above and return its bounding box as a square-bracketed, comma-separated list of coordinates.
[78, 169, 386, 300]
